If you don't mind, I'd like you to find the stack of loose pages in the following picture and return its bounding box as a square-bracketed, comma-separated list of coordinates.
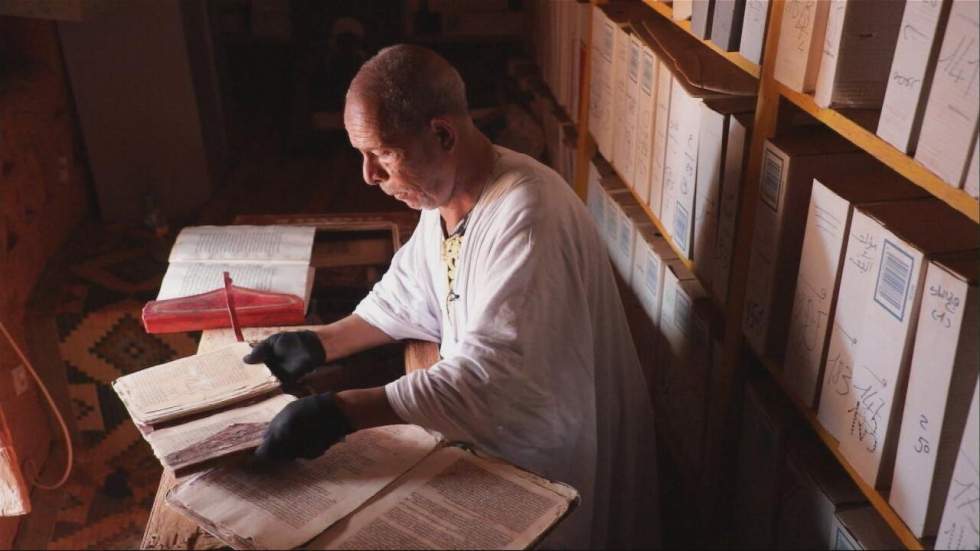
[113, 342, 291, 472]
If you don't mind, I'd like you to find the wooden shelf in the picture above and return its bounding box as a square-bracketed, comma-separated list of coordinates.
[591, 141, 698, 281]
[752, 348, 925, 551]
[775, 82, 980, 223]
[641, 0, 761, 79]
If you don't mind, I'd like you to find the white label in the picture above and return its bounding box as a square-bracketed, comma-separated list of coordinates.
[874, 240, 915, 322]
[760, 149, 784, 211]
[673, 201, 691, 253]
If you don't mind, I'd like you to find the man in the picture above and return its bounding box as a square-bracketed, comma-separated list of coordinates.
[245, 44, 661, 548]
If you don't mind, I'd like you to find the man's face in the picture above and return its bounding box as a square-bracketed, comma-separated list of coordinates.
[344, 97, 454, 210]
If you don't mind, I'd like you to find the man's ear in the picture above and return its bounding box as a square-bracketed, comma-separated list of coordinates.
[430, 119, 456, 151]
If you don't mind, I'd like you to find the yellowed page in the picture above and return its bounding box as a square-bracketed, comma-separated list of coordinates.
[112, 343, 278, 426]
[146, 393, 296, 471]
[166, 425, 440, 550]
[157, 263, 311, 301]
[309, 447, 578, 550]
[169, 225, 315, 264]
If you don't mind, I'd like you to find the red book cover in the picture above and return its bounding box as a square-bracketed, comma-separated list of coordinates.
[142, 285, 305, 334]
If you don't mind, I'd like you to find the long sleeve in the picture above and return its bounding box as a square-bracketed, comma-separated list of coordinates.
[353, 215, 442, 343]
[383, 181, 594, 470]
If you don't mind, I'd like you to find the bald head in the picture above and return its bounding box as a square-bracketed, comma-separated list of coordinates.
[347, 44, 469, 139]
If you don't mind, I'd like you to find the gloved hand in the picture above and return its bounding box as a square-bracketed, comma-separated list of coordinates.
[242, 330, 326, 384]
[254, 392, 352, 461]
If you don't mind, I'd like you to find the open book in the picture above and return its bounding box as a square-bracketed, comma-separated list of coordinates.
[166, 424, 579, 550]
[143, 226, 317, 333]
[112, 342, 293, 472]
[158, 225, 317, 303]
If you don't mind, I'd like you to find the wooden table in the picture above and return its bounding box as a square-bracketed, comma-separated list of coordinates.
[140, 212, 437, 549]
[139, 337, 438, 550]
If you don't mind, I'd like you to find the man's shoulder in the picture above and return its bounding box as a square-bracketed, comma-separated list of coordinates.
[490, 147, 579, 214]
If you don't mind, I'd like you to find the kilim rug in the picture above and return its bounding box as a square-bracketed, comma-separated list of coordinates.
[40, 222, 406, 549]
[44, 224, 198, 550]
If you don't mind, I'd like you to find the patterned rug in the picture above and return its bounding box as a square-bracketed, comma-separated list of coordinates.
[44, 226, 198, 550]
[40, 224, 405, 549]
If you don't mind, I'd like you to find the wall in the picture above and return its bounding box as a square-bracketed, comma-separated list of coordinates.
[57, 0, 222, 224]
[0, 16, 91, 546]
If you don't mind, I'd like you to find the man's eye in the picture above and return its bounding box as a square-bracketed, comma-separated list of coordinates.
[378, 150, 395, 160]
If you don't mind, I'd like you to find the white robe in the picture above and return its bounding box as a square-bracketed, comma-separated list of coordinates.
[354, 146, 661, 549]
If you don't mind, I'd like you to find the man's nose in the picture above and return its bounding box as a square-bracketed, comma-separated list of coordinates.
[363, 156, 388, 186]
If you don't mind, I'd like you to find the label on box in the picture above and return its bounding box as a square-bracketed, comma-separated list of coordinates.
[873, 240, 915, 322]
[761, 149, 784, 211]
[674, 200, 691, 253]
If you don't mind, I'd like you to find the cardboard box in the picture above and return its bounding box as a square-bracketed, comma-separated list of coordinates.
[587, 162, 608, 232]
[876, 0, 953, 154]
[610, 194, 646, 286]
[597, 168, 634, 274]
[733, 376, 799, 547]
[914, 0, 980, 187]
[661, 82, 704, 259]
[609, 22, 632, 170]
[812, 0, 904, 108]
[817, 199, 979, 489]
[742, 129, 864, 363]
[589, 5, 615, 162]
[632, 225, 678, 328]
[965, 138, 979, 199]
[830, 506, 903, 549]
[711, 0, 746, 52]
[890, 256, 979, 538]
[648, 58, 674, 218]
[692, 97, 756, 288]
[674, 0, 694, 20]
[658, 261, 713, 469]
[632, 36, 660, 206]
[615, 31, 642, 190]
[776, 432, 867, 549]
[739, 0, 770, 65]
[783, 167, 928, 409]
[691, 0, 715, 39]
[712, 111, 752, 305]
[934, 379, 980, 551]
[773, 0, 831, 93]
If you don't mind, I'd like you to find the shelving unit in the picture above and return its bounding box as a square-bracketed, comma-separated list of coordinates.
[774, 82, 980, 223]
[756, 353, 925, 550]
[640, 0, 762, 78]
[557, 0, 979, 548]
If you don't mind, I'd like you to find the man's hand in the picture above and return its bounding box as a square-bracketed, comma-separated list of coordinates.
[254, 392, 351, 461]
[242, 330, 326, 384]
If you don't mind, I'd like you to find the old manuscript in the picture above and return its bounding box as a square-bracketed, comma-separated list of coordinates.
[113, 342, 290, 471]
[166, 425, 578, 550]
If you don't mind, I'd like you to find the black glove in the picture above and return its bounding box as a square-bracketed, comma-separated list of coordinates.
[242, 330, 326, 384]
[254, 392, 352, 461]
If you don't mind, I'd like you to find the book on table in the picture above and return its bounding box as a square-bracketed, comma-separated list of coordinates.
[142, 225, 317, 333]
[112, 341, 292, 473]
[166, 424, 579, 550]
